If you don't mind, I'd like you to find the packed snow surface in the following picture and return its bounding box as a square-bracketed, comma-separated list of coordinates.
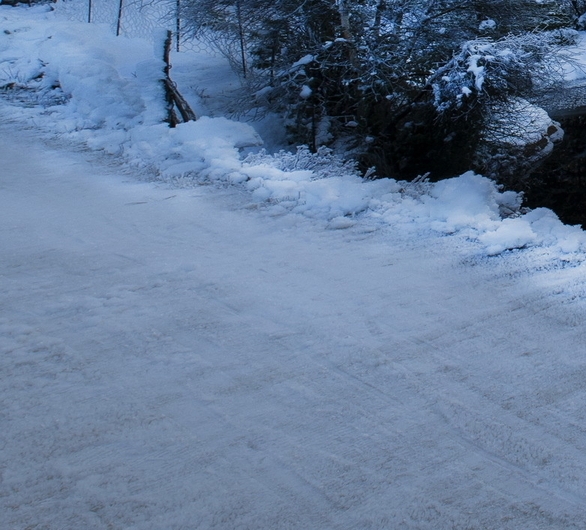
[2, 4, 586, 529]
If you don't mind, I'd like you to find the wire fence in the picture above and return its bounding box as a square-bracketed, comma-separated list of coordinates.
[56, 0, 219, 55]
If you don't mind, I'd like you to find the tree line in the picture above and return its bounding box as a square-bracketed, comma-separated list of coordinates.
[175, 0, 586, 184]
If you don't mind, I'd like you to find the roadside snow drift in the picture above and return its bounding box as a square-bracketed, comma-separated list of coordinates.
[0, 4, 585, 258]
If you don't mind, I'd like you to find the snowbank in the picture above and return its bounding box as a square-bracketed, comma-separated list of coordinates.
[1, 4, 585, 259]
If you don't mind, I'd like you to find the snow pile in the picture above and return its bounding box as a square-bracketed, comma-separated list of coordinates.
[1, 4, 585, 259]
[483, 98, 562, 147]
[479, 19, 497, 32]
[370, 172, 586, 255]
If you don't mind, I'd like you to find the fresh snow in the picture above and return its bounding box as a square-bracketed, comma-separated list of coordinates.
[1, 5, 586, 258]
[2, 4, 586, 529]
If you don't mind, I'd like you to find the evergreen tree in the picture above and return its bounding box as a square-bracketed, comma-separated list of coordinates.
[181, 0, 577, 180]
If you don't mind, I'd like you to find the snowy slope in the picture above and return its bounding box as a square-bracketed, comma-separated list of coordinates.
[2, 4, 586, 530]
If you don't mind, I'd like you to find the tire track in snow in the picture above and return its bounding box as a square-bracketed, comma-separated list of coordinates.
[3, 120, 586, 528]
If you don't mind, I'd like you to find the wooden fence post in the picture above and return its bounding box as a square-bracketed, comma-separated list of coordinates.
[163, 30, 179, 127]
[162, 30, 196, 127]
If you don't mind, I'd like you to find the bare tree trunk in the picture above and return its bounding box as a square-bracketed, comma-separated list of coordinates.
[116, 0, 123, 37]
[337, 0, 356, 64]
[337, 0, 352, 41]
[236, 0, 248, 77]
[372, 0, 386, 37]
[176, 0, 181, 52]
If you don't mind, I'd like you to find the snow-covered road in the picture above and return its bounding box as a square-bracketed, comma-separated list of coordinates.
[2, 124, 586, 529]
